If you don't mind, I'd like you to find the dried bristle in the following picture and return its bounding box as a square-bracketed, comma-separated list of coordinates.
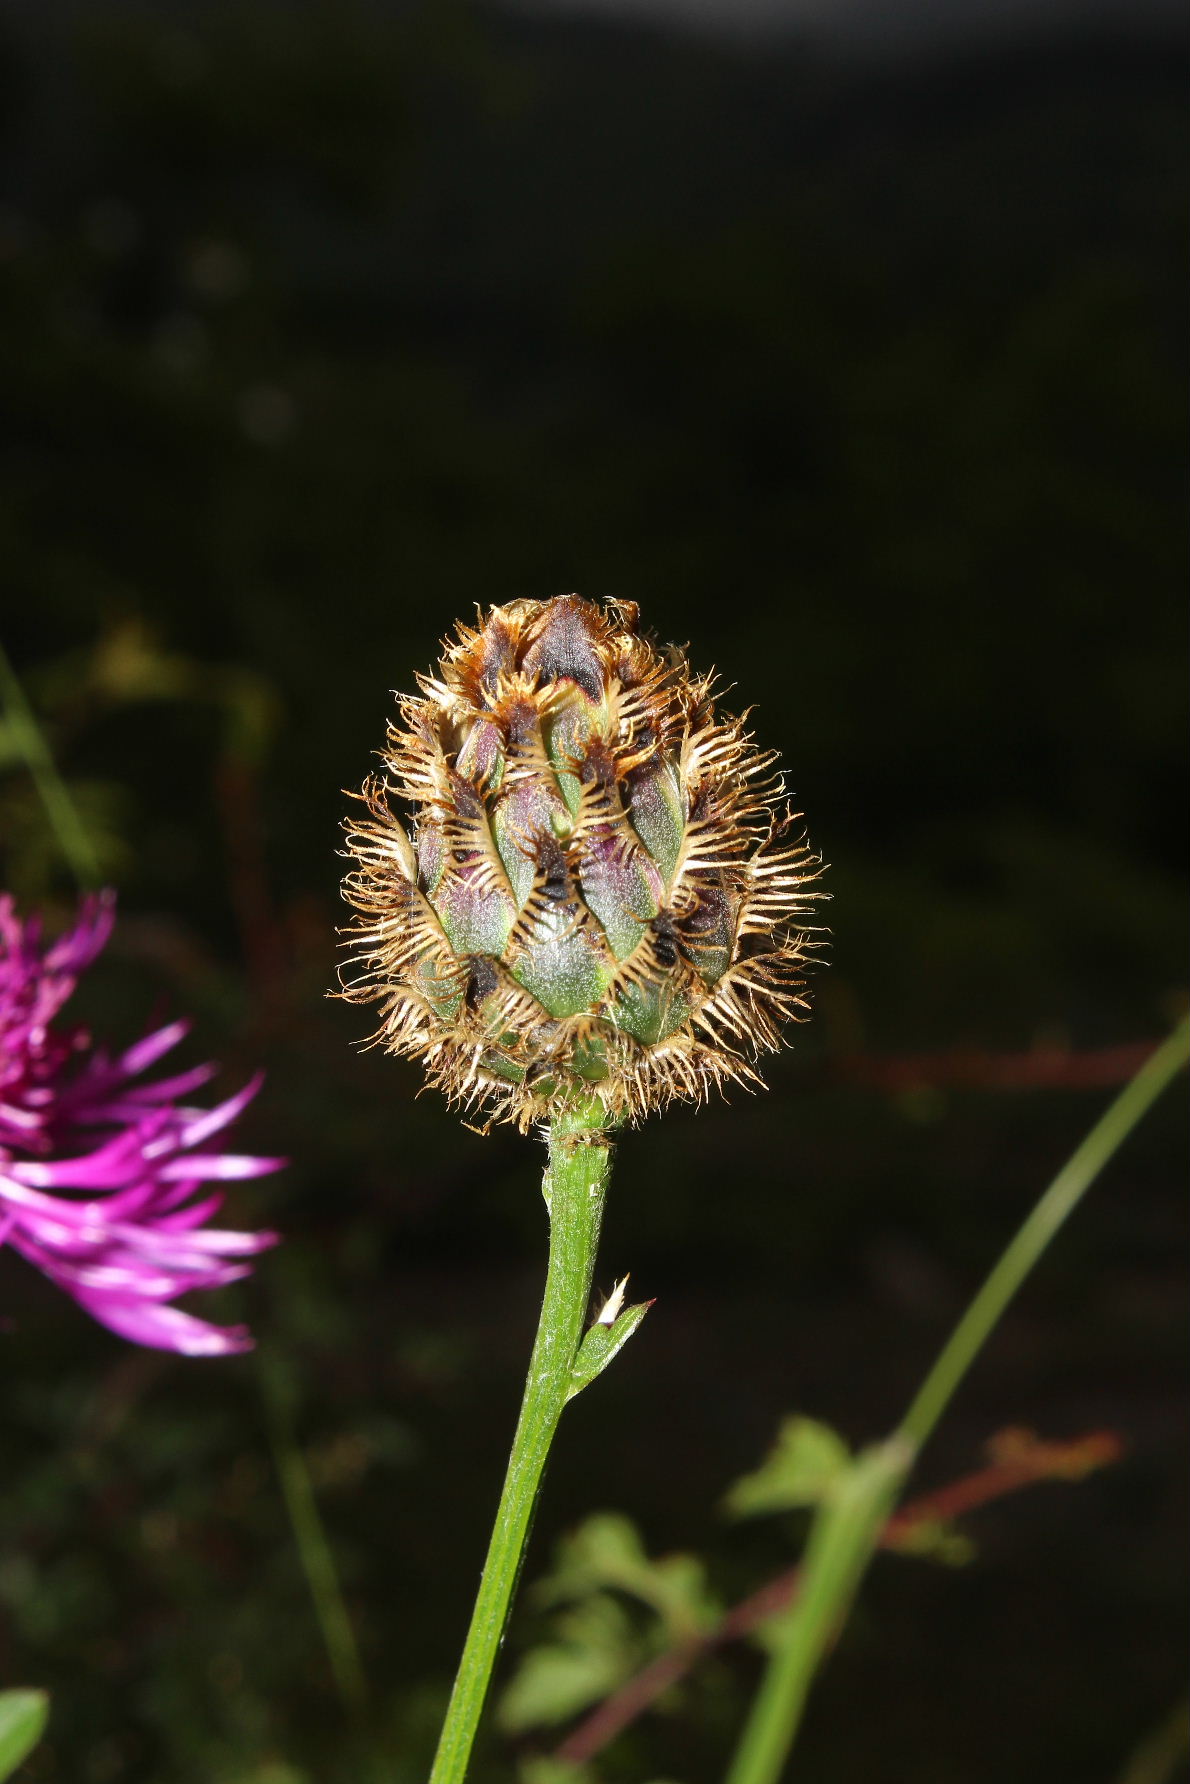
[339, 595, 824, 1131]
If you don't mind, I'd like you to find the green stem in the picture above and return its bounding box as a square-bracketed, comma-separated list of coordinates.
[429, 1102, 614, 1784]
[725, 1016, 1189, 1784]
[0, 637, 101, 890]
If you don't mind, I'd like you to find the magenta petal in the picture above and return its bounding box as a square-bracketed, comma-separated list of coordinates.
[111, 1019, 191, 1080]
[174, 1074, 264, 1148]
[37, 1253, 252, 1299]
[158, 1153, 286, 1183]
[0, 1172, 108, 1219]
[68, 1289, 256, 1356]
[43, 892, 116, 976]
[127, 1221, 280, 1256]
[85, 1064, 218, 1116]
[159, 1195, 231, 1230]
[1, 890, 282, 1358]
[0, 1100, 41, 1131]
[13, 1127, 163, 1189]
[82, 1177, 191, 1221]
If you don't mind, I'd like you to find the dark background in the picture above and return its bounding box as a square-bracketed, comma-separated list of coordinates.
[0, 3, 1186, 1781]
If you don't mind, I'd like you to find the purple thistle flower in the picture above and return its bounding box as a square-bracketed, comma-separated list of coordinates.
[0, 891, 281, 1356]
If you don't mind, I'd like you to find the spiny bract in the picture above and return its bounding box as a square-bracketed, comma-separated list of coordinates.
[340, 596, 822, 1131]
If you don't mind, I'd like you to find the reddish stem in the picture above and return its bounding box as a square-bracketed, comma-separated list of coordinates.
[833, 1042, 1160, 1093]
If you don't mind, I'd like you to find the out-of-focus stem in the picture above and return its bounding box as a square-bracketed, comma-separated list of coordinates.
[429, 1101, 613, 1784]
[724, 1014, 1189, 1784]
[901, 1014, 1190, 1448]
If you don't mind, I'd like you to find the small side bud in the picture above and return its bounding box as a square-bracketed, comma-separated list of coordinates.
[594, 1274, 630, 1326]
[566, 1292, 653, 1403]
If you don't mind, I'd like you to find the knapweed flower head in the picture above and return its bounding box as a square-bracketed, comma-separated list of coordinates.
[0, 891, 280, 1355]
[341, 595, 822, 1131]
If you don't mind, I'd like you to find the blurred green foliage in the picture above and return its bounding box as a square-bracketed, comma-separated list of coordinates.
[496, 1412, 965, 1755]
[722, 1418, 853, 1521]
[0, 2, 1185, 1780]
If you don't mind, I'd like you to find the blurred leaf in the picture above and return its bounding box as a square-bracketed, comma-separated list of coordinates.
[498, 1596, 637, 1732]
[503, 1515, 720, 1735]
[883, 1516, 975, 1566]
[534, 1513, 717, 1638]
[36, 621, 282, 763]
[0, 1689, 49, 1780]
[85, 621, 199, 705]
[218, 1766, 312, 1784]
[532, 1513, 651, 1601]
[518, 1759, 593, 1784]
[723, 1417, 852, 1520]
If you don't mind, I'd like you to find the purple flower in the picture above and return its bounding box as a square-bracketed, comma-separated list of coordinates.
[0, 891, 281, 1356]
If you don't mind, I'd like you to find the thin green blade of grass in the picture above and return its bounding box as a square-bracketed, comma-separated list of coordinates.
[256, 1347, 370, 1724]
[0, 638, 101, 890]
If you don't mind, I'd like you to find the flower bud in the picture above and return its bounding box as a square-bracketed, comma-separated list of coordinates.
[341, 596, 822, 1130]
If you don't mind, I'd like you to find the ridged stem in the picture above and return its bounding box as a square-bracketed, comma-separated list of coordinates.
[428, 1102, 614, 1784]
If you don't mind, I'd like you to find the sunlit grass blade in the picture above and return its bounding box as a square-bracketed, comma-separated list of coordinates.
[0, 638, 101, 890]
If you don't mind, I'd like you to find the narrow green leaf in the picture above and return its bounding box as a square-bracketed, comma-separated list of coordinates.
[0, 1689, 49, 1780]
